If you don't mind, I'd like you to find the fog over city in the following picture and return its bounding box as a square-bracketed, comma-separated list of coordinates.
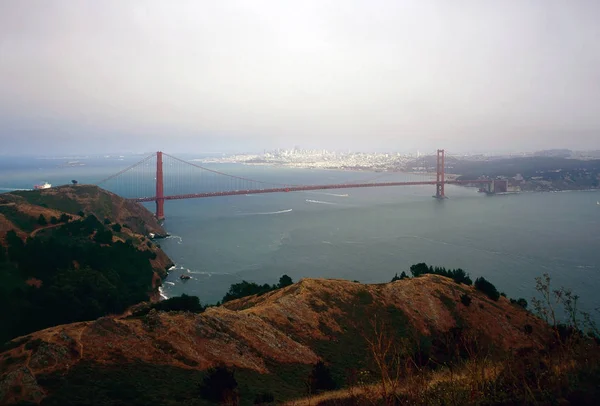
[0, 0, 599, 156]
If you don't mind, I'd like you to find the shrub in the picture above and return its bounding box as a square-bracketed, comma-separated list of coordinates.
[391, 271, 409, 282]
[410, 263, 429, 277]
[309, 361, 336, 393]
[94, 229, 113, 245]
[111, 223, 122, 232]
[450, 268, 472, 285]
[254, 392, 275, 404]
[37, 214, 47, 226]
[460, 294, 472, 307]
[199, 366, 238, 403]
[77, 211, 85, 217]
[474, 277, 500, 301]
[103, 218, 111, 225]
[152, 294, 204, 313]
[222, 280, 274, 303]
[407, 263, 472, 285]
[355, 289, 373, 305]
[278, 274, 293, 288]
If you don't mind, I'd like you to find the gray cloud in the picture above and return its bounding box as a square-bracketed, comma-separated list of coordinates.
[0, 0, 599, 155]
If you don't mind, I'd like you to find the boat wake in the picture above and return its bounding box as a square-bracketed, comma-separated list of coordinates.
[306, 199, 338, 205]
[305, 191, 349, 197]
[236, 209, 293, 216]
[164, 281, 176, 286]
[166, 235, 183, 244]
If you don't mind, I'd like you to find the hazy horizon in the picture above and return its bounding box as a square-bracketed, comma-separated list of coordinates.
[1, 1, 599, 155]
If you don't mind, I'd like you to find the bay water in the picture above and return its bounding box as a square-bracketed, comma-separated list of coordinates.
[1, 155, 599, 321]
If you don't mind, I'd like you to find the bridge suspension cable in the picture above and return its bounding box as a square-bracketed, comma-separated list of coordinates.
[96, 153, 155, 185]
[161, 152, 298, 188]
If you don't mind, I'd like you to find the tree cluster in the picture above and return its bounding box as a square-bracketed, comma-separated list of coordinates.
[222, 275, 293, 303]
[474, 277, 500, 301]
[409, 262, 473, 285]
[0, 214, 156, 343]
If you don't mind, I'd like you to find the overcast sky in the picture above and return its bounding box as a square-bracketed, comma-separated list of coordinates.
[0, 0, 599, 155]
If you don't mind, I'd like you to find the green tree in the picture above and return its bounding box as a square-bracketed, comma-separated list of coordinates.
[151, 294, 204, 313]
[309, 361, 336, 393]
[111, 223, 122, 232]
[450, 268, 473, 285]
[5, 230, 24, 261]
[222, 281, 273, 303]
[50, 216, 58, 225]
[410, 263, 429, 277]
[199, 366, 238, 403]
[59, 213, 71, 222]
[517, 298, 528, 309]
[278, 274, 293, 288]
[474, 277, 500, 301]
[254, 392, 275, 404]
[37, 214, 47, 226]
[94, 229, 113, 244]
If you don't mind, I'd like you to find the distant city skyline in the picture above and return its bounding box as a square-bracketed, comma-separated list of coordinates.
[1, 1, 599, 155]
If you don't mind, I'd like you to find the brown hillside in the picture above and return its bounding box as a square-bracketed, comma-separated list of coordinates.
[0, 186, 172, 277]
[0, 275, 551, 405]
[7, 184, 166, 236]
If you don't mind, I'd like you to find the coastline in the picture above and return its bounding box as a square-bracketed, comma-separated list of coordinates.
[193, 160, 599, 194]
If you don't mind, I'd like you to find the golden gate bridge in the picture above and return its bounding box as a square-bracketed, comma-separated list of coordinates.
[97, 149, 507, 220]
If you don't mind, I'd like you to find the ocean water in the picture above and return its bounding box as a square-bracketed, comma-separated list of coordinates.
[1, 155, 599, 320]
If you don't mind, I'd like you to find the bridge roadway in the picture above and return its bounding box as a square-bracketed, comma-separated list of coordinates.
[132, 179, 492, 202]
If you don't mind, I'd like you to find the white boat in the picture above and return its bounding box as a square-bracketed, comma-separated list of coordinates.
[34, 182, 51, 190]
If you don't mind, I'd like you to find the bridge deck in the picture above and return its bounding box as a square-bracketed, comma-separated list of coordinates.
[133, 179, 493, 202]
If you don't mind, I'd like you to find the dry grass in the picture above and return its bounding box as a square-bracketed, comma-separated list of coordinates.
[0, 275, 562, 405]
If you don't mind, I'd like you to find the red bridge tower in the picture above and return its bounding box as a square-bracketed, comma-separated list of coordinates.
[435, 149, 446, 199]
[156, 151, 165, 221]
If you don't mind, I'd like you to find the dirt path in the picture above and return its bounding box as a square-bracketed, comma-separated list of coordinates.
[30, 223, 63, 237]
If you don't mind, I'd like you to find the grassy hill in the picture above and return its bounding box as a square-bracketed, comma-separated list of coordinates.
[0, 185, 173, 344]
[2, 274, 596, 405]
[6, 184, 167, 237]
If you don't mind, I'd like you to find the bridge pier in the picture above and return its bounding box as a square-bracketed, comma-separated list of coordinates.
[156, 151, 165, 221]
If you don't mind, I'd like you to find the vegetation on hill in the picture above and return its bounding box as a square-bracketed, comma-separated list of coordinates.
[0, 212, 164, 344]
[407, 262, 473, 285]
[1, 258, 599, 405]
[222, 274, 294, 303]
[9, 185, 167, 236]
[132, 294, 206, 317]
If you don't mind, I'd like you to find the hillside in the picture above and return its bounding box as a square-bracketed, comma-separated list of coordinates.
[0, 185, 174, 344]
[0, 185, 171, 275]
[4, 184, 167, 237]
[0, 275, 556, 405]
